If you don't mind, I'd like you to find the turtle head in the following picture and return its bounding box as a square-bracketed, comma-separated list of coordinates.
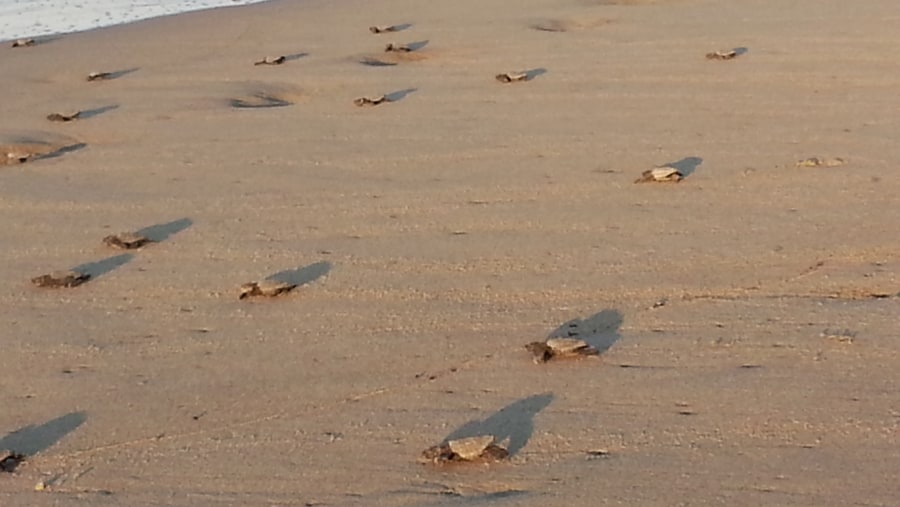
[238, 282, 259, 300]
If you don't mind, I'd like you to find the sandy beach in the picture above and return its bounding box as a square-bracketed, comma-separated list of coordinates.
[1, 0, 899, 505]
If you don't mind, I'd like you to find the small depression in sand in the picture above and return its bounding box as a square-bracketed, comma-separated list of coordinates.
[227, 83, 305, 109]
[0, 130, 86, 166]
[529, 17, 613, 32]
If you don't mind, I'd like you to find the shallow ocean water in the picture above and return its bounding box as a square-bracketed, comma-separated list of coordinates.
[0, 0, 268, 40]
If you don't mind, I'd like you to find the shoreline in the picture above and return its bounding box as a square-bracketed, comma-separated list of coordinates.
[0, 0, 271, 41]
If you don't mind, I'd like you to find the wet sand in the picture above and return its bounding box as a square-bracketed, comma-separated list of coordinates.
[1, 0, 899, 505]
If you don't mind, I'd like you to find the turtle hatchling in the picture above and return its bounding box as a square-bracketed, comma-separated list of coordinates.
[0, 451, 25, 473]
[239, 279, 298, 300]
[31, 270, 90, 288]
[525, 337, 599, 363]
[384, 43, 412, 53]
[103, 232, 152, 250]
[254, 55, 286, 66]
[634, 166, 683, 183]
[495, 71, 528, 83]
[47, 111, 81, 122]
[796, 157, 845, 168]
[369, 25, 399, 34]
[706, 49, 738, 60]
[354, 95, 389, 107]
[86, 71, 112, 81]
[420, 435, 509, 465]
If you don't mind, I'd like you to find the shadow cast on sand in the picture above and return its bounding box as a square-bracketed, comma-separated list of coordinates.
[105, 67, 139, 80]
[662, 156, 703, 177]
[79, 105, 118, 119]
[359, 56, 397, 67]
[385, 88, 417, 102]
[72, 253, 132, 279]
[284, 52, 309, 62]
[267, 261, 332, 287]
[135, 217, 192, 242]
[443, 393, 554, 456]
[230, 93, 292, 109]
[406, 40, 429, 51]
[549, 309, 623, 354]
[33, 142, 87, 161]
[387, 23, 413, 32]
[525, 68, 547, 81]
[0, 411, 86, 458]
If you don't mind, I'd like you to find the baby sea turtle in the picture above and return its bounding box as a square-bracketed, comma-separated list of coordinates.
[47, 111, 82, 122]
[706, 50, 738, 60]
[6, 151, 32, 164]
[525, 337, 599, 364]
[795, 157, 845, 168]
[102, 232, 153, 250]
[31, 270, 90, 288]
[0, 451, 25, 473]
[254, 55, 286, 66]
[634, 166, 683, 183]
[239, 279, 298, 300]
[420, 435, 509, 465]
[86, 71, 112, 82]
[384, 43, 412, 53]
[354, 95, 390, 107]
[369, 25, 399, 34]
[495, 72, 529, 83]
[11, 38, 35, 48]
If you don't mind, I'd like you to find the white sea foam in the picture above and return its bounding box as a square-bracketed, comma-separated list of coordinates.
[0, 0, 269, 41]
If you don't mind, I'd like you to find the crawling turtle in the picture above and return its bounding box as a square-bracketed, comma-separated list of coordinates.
[47, 111, 82, 122]
[354, 95, 389, 107]
[495, 71, 528, 83]
[102, 232, 153, 250]
[6, 151, 32, 165]
[384, 43, 412, 53]
[420, 435, 509, 465]
[525, 337, 599, 363]
[634, 166, 683, 183]
[706, 50, 738, 60]
[254, 56, 286, 66]
[369, 25, 400, 34]
[31, 270, 90, 288]
[239, 279, 298, 300]
[86, 71, 112, 82]
[0, 451, 25, 473]
[796, 157, 845, 168]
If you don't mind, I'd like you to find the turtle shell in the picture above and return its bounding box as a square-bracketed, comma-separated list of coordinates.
[31, 270, 89, 288]
[447, 435, 495, 461]
[546, 337, 592, 354]
[257, 279, 297, 296]
[0, 451, 25, 473]
[496, 72, 528, 83]
[649, 167, 683, 181]
[87, 72, 112, 81]
[103, 232, 151, 250]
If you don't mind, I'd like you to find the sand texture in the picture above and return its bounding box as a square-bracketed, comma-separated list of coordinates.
[1, 0, 899, 505]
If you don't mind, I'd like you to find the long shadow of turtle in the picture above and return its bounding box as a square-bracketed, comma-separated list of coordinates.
[0, 412, 86, 472]
[442, 393, 554, 456]
[548, 308, 623, 354]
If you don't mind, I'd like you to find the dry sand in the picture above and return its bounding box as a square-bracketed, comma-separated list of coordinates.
[1, 0, 899, 505]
